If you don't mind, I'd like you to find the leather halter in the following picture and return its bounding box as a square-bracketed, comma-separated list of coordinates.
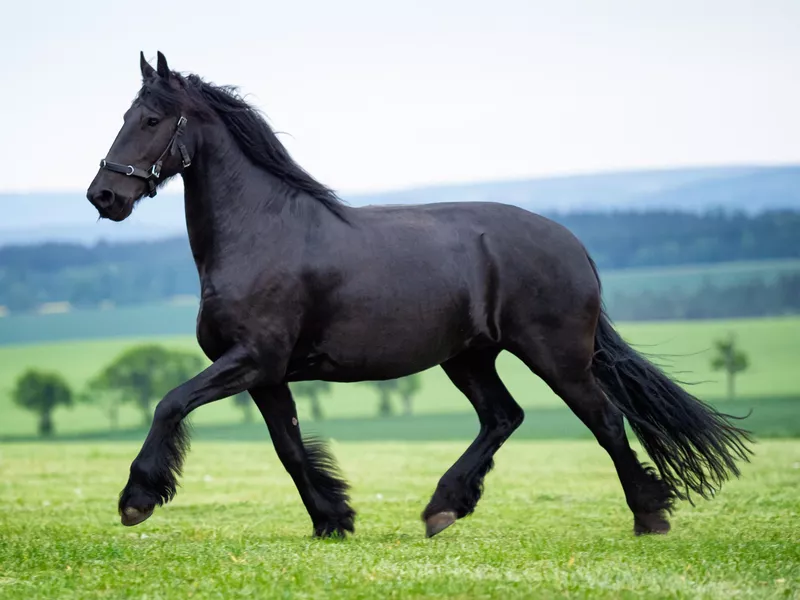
[98, 116, 192, 198]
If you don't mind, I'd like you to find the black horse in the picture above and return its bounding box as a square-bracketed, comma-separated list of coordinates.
[86, 51, 751, 538]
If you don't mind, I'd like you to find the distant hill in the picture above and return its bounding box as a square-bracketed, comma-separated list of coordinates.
[352, 165, 800, 212]
[2, 164, 798, 245]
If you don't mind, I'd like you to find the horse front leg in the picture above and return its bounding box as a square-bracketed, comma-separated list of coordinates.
[118, 345, 263, 526]
[422, 348, 524, 537]
[250, 383, 355, 538]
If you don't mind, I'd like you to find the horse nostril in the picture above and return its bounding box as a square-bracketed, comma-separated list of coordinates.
[89, 189, 115, 208]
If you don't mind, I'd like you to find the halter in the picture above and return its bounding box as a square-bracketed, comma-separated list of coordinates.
[98, 116, 192, 198]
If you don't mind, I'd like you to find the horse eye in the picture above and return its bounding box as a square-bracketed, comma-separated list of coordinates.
[146, 117, 160, 127]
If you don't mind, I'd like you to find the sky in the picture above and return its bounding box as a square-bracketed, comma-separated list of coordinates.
[1, 0, 798, 195]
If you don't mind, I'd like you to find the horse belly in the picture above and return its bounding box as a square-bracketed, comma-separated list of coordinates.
[290, 312, 475, 382]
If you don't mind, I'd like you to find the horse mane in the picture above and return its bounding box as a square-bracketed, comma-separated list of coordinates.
[138, 72, 347, 219]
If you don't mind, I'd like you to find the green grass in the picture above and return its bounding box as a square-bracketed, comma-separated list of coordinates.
[601, 258, 800, 297]
[3, 395, 799, 443]
[0, 440, 797, 598]
[1, 316, 798, 438]
[0, 302, 199, 346]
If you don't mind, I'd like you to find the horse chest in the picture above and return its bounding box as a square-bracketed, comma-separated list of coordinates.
[195, 289, 257, 360]
[196, 279, 296, 362]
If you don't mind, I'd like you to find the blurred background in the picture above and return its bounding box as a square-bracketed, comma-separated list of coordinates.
[1, 0, 798, 443]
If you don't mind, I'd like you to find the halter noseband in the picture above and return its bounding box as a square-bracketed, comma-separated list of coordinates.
[98, 116, 192, 198]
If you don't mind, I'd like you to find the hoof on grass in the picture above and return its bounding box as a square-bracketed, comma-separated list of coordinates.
[313, 523, 353, 539]
[634, 513, 671, 536]
[313, 509, 356, 539]
[425, 511, 457, 538]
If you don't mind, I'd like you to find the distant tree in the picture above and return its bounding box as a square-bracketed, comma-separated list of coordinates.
[710, 333, 749, 400]
[79, 374, 124, 430]
[85, 345, 205, 425]
[231, 392, 254, 423]
[368, 380, 398, 417]
[12, 369, 73, 437]
[290, 380, 332, 421]
[397, 374, 422, 416]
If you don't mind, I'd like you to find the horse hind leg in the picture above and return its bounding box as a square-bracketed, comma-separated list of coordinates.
[553, 373, 674, 534]
[250, 383, 355, 538]
[422, 348, 524, 537]
[510, 330, 675, 535]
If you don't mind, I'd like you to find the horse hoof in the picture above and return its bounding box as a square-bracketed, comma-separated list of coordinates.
[425, 511, 457, 538]
[634, 526, 670, 536]
[120, 506, 154, 527]
[634, 514, 671, 536]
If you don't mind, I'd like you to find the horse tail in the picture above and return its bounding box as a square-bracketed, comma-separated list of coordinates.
[585, 253, 753, 502]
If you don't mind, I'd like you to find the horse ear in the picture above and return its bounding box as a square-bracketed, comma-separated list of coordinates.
[156, 51, 171, 78]
[140, 51, 156, 79]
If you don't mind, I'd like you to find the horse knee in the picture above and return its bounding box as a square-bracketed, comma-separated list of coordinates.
[153, 391, 185, 424]
[483, 400, 524, 441]
[504, 403, 525, 432]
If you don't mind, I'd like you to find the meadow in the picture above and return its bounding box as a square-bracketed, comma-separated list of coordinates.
[1, 282, 798, 597]
[600, 258, 800, 296]
[1, 315, 798, 439]
[0, 441, 797, 598]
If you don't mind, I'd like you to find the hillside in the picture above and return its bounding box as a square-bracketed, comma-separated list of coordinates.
[2, 210, 798, 319]
[3, 164, 798, 245]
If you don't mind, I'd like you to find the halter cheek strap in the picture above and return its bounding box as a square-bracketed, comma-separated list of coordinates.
[99, 116, 191, 198]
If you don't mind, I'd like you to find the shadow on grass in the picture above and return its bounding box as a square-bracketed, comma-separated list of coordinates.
[1, 395, 797, 444]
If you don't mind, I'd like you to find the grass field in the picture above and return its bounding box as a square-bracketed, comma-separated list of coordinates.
[2, 309, 798, 597]
[0, 440, 797, 598]
[0, 302, 199, 346]
[2, 259, 798, 347]
[1, 316, 798, 439]
[600, 258, 800, 297]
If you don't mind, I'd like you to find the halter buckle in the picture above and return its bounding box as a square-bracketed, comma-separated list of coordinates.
[178, 143, 192, 168]
[150, 163, 162, 179]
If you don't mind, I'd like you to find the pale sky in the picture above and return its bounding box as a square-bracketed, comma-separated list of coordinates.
[2, 0, 798, 195]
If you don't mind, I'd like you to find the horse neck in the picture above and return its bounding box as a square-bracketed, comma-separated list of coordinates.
[179, 121, 302, 274]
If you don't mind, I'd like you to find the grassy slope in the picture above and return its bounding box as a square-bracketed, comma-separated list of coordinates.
[600, 258, 800, 296]
[0, 441, 797, 599]
[2, 259, 799, 347]
[0, 317, 798, 438]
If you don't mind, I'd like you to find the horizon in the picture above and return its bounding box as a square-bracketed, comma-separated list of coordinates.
[2, 0, 799, 195]
[2, 160, 798, 199]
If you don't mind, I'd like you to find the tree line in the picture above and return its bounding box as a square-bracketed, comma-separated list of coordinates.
[551, 209, 799, 269]
[0, 209, 798, 314]
[12, 344, 422, 437]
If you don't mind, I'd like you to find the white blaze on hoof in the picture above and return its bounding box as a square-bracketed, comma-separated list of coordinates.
[120, 506, 154, 527]
[425, 511, 457, 538]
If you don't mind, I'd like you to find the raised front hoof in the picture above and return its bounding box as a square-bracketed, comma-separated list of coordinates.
[425, 511, 457, 538]
[118, 480, 161, 527]
[634, 513, 671, 536]
[120, 505, 155, 527]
